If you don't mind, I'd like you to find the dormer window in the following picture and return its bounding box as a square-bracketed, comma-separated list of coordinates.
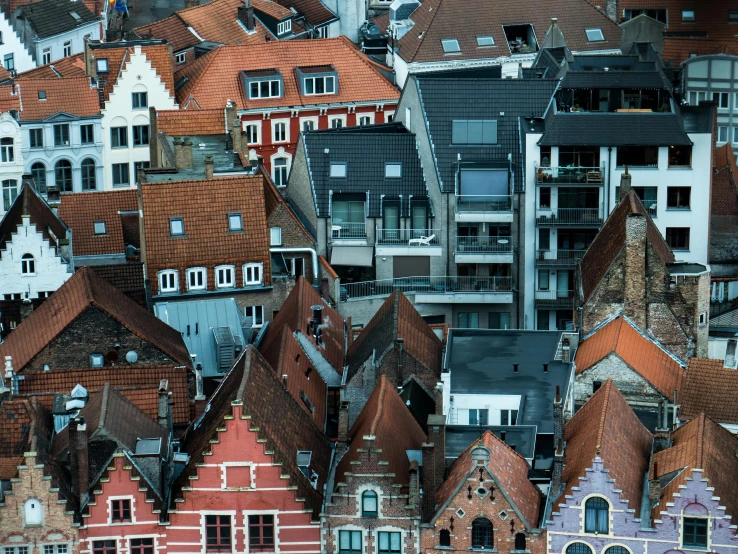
[297, 65, 338, 96]
[242, 69, 283, 100]
[277, 19, 292, 35]
[96, 58, 108, 73]
[330, 162, 347, 178]
[476, 36, 494, 47]
[585, 28, 605, 42]
[441, 39, 460, 53]
[503, 24, 538, 54]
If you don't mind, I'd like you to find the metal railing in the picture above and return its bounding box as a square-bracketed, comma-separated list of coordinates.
[535, 289, 576, 307]
[375, 228, 440, 246]
[331, 221, 366, 239]
[535, 249, 586, 266]
[456, 195, 512, 212]
[535, 165, 604, 185]
[536, 208, 603, 226]
[456, 236, 513, 253]
[340, 275, 513, 301]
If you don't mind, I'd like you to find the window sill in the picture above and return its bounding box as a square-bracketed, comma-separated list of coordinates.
[615, 165, 658, 170]
[667, 166, 692, 170]
[665, 207, 691, 211]
[112, 184, 131, 188]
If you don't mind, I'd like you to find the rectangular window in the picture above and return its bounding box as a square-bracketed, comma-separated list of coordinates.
[585, 28, 604, 41]
[132, 91, 148, 109]
[54, 124, 70, 146]
[169, 217, 184, 236]
[216, 266, 235, 288]
[247, 515, 274, 552]
[476, 36, 494, 46]
[96, 58, 108, 72]
[112, 163, 129, 187]
[378, 532, 401, 554]
[249, 80, 281, 99]
[488, 312, 511, 329]
[682, 9, 695, 21]
[668, 145, 691, 167]
[358, 115, 372, 126]
[245, 124, 259, 145]
[42, 48, 51, 65]
[92, 542, 116, 554]
[187, 268, 206, 290]
[244, 263, 263, 285]
[129, 539, 153, 554]
[539, 187, 551, 208]
[43, 547, 68, 554]
[94, 221, 106, 235]
[273, 122, 287, 142]
[719, 126, 729, 143]
[385, 163, 401, 178]
[111, 126, 128, 148]
[273, 158, 288, 187]
[716, 92, 730, 109]
[330, 117, 344, 129]
[175, 52, 186, 64]
[734, 127, 738, 144]
[159, 271, 178, 293]
[616, 145, 658, 167]
[501, 409, 518, 425]
[666, 227, 690, 250]
[302, 119, 315, 132]
[205, 515, 232, 552]
[245, 305, 264, 327]
[441, 38, 461, 53]
[303, 75, 336, 95]
[270, 227, 282, 245]
[539, 228, 550, 250]
[538, 269, 550, 290]
[667, 187, 691, 209]
[228, 213, 243, 231]
[683, 518, 708, 548]
[452, 119, 497, 144]
[458, 312, 479, 328]
[338, 530, 361, 554]
[80, 124, 94, 144]
[731, 10, 738, 22]
[3, 53, 14, 71]
[29, 128, 43, 149]
[134, 161, 150, 184]
[133, 125, 149, 146]
[277, 19, 292, 34]
[469, 408, 488, 425]
[63, 41, 72, 57]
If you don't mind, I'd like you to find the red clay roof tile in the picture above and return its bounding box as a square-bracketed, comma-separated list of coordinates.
[155, 108, 226, 136]
[134, 15, 200, 52]
[16, 77, 99, 121]
[680, 358, 738, 424]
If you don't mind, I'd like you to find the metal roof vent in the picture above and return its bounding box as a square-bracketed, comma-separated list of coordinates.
[212, 327, 236, 372]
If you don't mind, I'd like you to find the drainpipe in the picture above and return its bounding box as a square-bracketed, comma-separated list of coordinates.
[270, 247, 318, 285]
[606, 147, 612, 215]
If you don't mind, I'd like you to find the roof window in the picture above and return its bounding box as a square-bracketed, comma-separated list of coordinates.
[169, 217, 184, 236]
[585, 28, 604, 42]
[330, 162, 347, 178]
[682, 10, 695, 22]
[93, 221, 106, 235]
[38, 90, 46, 100]
[70, 11, 81, 20]
[96, 58, 108, 73]
[228, 212, 243, 232]
[385, 163, 402, 178]
[730, 10, 738, 22]
[452, 120, 498, 145]
[476, 36, 495, 47]
[503, 24, 538, 54]
[441, 39, 460, 53]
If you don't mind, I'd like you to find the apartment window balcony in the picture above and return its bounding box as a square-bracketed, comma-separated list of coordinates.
[536, 208, 603, 226]
[535, 165, 604, 185]
[340, 275, 513, 302]
[535, 289, 575, 307]
[376, 228, 439, 246]
[456, 236, 512, 253]
[456, 195, 512, 212]
[535, 249, 586, 267]
[331, 220, 366, 239]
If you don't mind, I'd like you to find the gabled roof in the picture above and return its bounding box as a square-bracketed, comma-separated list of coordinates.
[16, 53, 87, 80]
[274, 0, 336, 26]
[336, 375, 426, 485]
[709, 307, 738, 329]
[173, 346, 333, 517]
[575, 315, 686, 398]
[0, 181, 68, 253]
[89, 263, 146, 307]
[16, 0, 98, 39]
[562, 380, 652, 510]
[0, 398, 38, 461]
[680, 358, 738, 425]
[580, 191, 674, 302]
[302, 123, 426, 217]
[0, 266, 192, 370]
[434, 430, 542, 529]
[652, 414, 738, 522]
[14, 77, 99, 121]
[58, 189, 138, 256]
[133, 15, 200, 53]
[414, 77, 557, 192]
[174, 37, 398, 110]
[394, 0, 620, 64]
[155, 108, 226, 136]
[346, 290, 442, 380]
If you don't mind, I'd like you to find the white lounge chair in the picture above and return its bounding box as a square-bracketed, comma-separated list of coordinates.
[408, 234, 435, 246]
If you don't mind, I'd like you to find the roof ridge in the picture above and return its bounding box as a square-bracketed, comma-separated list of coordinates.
[368, 377, 388, 436]
[695, 413, 705, 468]
[99, 383, 110, 430]
[595, 380, 613, 451]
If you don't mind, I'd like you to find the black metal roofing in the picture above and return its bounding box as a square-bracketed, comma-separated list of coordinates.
[445, 329, 572, 433]
[561, 71, 669, 89]
[18, 0, 98, 38]
[415, 77, 558, 192]
[303, 122, 428, 217]
[538, 112, 693, 146]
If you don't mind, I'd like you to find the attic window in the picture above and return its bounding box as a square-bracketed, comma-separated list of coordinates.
[96, 58, 108, 73]
[296, 450, 312, 471]
[452, 120, 498, 144]
[585, 28, 604, 42]
[503, 24, 538, 54]
[330, 162, 347, 178]
[93, 221, 106, 235]
[169, 217, 184, 236]
[228, 212, 243, 232]
[385, 163, 402, 178]
[441, 39, 460, 53]
[476, 36, 494, 47]
[90, 353, 104, 368]
[682, 10, 695, 22]
[38, 91, 46, 100]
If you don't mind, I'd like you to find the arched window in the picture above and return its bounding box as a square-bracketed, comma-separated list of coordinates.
[565, 543, 593, 554]
[471, 518, 493, 548]
[2, 179, 17, 210]
[273, 157, 288, 187]
[81, 158, 96, 190]
[439, 529, 451, 547]
[1, 137, 14, 162]
[361, 490, 378, 516]
[514, 533, 526, 551]
[24, 498, 44, 525]
[21, 253, 35, 275]
[55, 160, 72, 192]
[604, 547, 629, 554]
[31, 162, 46, 194]
[584, 497, 609, 534]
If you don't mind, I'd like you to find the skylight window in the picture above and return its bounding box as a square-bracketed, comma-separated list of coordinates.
[682, 10, 695, 22]
[70, 11, 81, 20]
[38, 91, 46, 100]
[441, 39, 461, 53]
[169, 217, 184, 236]
[96, 58, 108, 73]
[228, 212, 243, 231]
[330, 162, 347, 178]
[385, 163, 402, 178]
[476, 36, 495, 47]
[93, 221, 106, 235]
[585, 28, 605, 42]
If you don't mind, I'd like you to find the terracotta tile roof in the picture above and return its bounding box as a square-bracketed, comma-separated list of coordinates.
[394, 0, 621, 64]
[258, 165, 314, 239]
[652, 414, 738, 522]
[0, 66, 10, 82]
[0, 182, 68, 253]
[133, 15, 200, 53]
[562, 380, 653, 510]
[17, 53, 86, 80]
[0, 84, 20, 113]
[434, 430, 542, 528]
[173, 346, 333, 517]
[662, 38, 738, 66]
[176, 0, 274, 45]
[0, 398, 35, 458]
[155, 108, 226, 136]
[336, 375, 426, 485]
[88, 263, 146, 307]
[575, 316, 686, 398]
[58, 189, 138, 256]
[580, 190, 674, 302]
[259, 276, 345, 374]
[0, 266, 192, 370]
[680, 358, 738, 424]
[17, 364, 191, 424]
[16, 77, 99, 121]
[347, 290, 442, 380]
[174, 37, 399, 110]
[140, 175, 271, 296]
[274, 0, 336, 25]
[253, 0, 293, 20]
[0, 456, 23, 479]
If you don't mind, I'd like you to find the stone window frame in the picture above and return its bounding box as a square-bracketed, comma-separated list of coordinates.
[681, 515, 709, 550]
[42, 544, 71, 554]
[241, 509, 279, 554]
[355, 484, 381, 518]
[108, 495, 136, 525]
[127, 536, 156, 554]
[199, 511, 236, 554]
[23, 498, 44, 526]
[580, 494, 612, 536]
[335, 525, 364, 554]
[373, 526, 405, 554]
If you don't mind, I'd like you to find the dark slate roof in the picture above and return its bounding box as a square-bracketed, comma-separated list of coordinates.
[17, 0, 98, 38]
[445, 425, 537, 461]
[303, 122, 428, 217]
[415, 77, 558, 192]
[561, 71, 669, 89]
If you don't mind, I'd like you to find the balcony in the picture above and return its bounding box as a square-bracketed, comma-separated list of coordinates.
[535, 289, 576, 307]
[455, 195, 513, 223]
[535, 249, 586, 267]
[340, 276, 513, 304]
[375, 228, 442, 256]
[331, 221, 366, 240]
[456, 236, 513, 264]
[535, 165, 604, 186]
[536, 208, 603, 227]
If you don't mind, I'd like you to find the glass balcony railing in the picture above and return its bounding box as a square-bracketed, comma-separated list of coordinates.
[456, 236, 513, 253]
[375, 228, 440, 246]
[535, 249, 587, 266]
[536, 208, 603, 226]
[535, 165, 604, 185]
[456, 195, 512, 212]
[340, 276, 513, 301]
[331, 221, 366, 239]
[534, 289, 575, 307]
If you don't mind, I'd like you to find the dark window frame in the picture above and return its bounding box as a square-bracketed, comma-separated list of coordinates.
[205, 514, 232, 552]
[110, 499, 131, 522]
[247, 514, 275, 552]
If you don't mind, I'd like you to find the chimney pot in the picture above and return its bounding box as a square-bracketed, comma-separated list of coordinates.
[204, 155, 214, 179]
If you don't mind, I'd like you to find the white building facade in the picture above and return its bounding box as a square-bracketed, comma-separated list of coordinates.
[0, 112, 26, 217]
[0, 11, 34, 73]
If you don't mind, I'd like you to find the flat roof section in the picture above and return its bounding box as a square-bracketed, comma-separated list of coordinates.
[445, 424, 537, 462]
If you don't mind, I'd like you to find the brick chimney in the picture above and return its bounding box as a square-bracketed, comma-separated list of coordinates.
[158, 379, 170, 428]
[408, 460, 420, 511]
[149, 106, 160, 168]
[69, 416, 90, 501]
[619, 167, 632, 201]
[336, 400, 350, 451]
[648, 461, 662, 505]
[173, 137, 193, 169]
[204, 155, 214, 179]
[553, 385, 563, 450]
[624, 213, 647, 329]
[550, 439, 565, 501]
[422, 414, 446, 522]
[238, 0, 256, 31]
[225, 101, 242, 153]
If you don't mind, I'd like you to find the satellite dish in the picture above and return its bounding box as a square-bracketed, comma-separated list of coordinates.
[126, 350, 138, 363]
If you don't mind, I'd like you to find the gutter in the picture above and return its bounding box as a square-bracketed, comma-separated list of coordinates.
[270, 246, 318, 285]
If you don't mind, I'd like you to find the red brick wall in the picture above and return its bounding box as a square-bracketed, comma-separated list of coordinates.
[268, 203, 315, 282]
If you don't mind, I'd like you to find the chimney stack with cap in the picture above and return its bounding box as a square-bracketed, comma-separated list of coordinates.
[422, 414, 446, 522]
[619, 167, 632, 201]
[238, 0, 256, 31]
[204, 155, 214, 179]
[69, 417, 90, 501]
[194, 364, 205, 401]
[337, 401, 350, 451]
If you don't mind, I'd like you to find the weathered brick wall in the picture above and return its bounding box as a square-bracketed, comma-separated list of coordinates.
[267, 202, 316, 284]
[579, 255, 626, 335]
[232, 277, 297, 324]
[0, 452, 79, 554]
[26, 307, 176, 371]
[574, 354, 665, 407]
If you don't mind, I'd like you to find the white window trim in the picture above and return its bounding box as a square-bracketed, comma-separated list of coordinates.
[108, 495, 136, 525]
[41, 544, 71, 554]
[579, 493, 613, 536]
[270, 149, 292, 187]
[220, 462, 256, 490]
[20, 255, 35, 276]
[357, 112, 375, 125]
[158, 270, 179, 293]
[215, 264, 236, 289]
[175, 51, 186, 64]
[373, 527, 407, 554]
[329, 114, 347, 129]
[303, 75, 336, 96]
[126, 536, 157, 554]
[249, 79, 281, 99]
[356, 484, 381, 518]
[270, 227, 282, 246]
[244, 305, 264, 328]
[243, 120, 261, 145]
[199, 511, 237, 554]
[272, 118, 290, 143]
[300, 115, 319, 132]
[277, 19, 291, 34]
[186, 267, 207, 291]
[384, 111, 395, 123]
[243, 262, 264, 286]
[242, 510, 279, 554]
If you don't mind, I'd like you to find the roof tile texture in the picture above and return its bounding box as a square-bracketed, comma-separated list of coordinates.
[156, 108, 226, 136]
[178, 0, 273, 44]
[89, 263, 146, 307]
[680, 358, 738, 424]
[17, 77, 99, 121]
[0, 183, 68, 253]
[134, 16, 200, 53]
[274, 0, 335, 25]
[17, 53, 87, 80]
